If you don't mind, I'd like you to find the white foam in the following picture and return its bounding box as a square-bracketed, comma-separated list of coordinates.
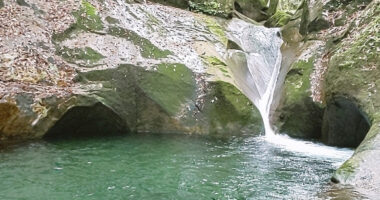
[265, 134, 353, 161]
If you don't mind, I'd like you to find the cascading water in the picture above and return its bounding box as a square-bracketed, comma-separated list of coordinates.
[226, 18, 282, 138]
[226, 19, 353, 159]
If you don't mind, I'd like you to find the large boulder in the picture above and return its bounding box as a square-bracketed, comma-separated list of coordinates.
[0, 0, 264, 141]
[323, 0, 380, 193]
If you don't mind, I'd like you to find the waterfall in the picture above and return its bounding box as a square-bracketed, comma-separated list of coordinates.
[226, 19, 353, 159]
[226, 19, 282, 138]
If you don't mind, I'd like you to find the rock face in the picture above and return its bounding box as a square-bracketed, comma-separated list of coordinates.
[151, 0, 272, 21]
[324, 0, 380, 194]
[0, 0, 265, 141]
[275, 52, 323, 139]
[274, 0, 380, 194]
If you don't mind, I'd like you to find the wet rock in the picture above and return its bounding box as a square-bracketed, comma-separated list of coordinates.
[275, 57, 323, 139]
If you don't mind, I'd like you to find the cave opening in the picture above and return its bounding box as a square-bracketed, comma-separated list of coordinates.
[322, 97, 370, 148]
[44, 103, 129, 140]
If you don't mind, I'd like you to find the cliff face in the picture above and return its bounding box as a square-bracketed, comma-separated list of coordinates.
[0, 0, 266, 141]
[274, 0, 380, 194]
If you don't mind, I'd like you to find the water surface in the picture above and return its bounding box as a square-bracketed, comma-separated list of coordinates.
[0, 134, 354, 199]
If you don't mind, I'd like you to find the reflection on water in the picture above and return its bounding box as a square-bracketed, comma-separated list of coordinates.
[0, 134, 361, 199]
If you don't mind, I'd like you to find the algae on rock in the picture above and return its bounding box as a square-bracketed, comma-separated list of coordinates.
[276, 57, 323, 139]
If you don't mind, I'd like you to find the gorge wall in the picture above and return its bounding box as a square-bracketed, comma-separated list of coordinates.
[0, 0, 379, 196]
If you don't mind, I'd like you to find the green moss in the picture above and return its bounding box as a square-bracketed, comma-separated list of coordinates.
[324, 11, 380, 115]
[333, 159, 357, 182]
[204, 56, 226, 66]
[284, 58, 313, 104]
[108, 26, 172, 59]
[278, 57, 324, 139]
[202, 56, 230, 75]
[56, 46, 105, 65]
[279, 0, 302, 14]
[105, 16, 120, 24]
[189, 0, 230, 18]
[16, 0, 29, 7]
[0, 0, 4, 8]
[265, 10, 291, 27]
[52, 24, 80, 43]
[52, 0, 104, 43]
[202, 17, 228, 45]
[206, 81, 261, 130]
[73, 0, 104, 31]
[139, 63, 196, 115]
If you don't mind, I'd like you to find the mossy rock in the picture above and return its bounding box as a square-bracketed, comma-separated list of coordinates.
[52, 0, 104, 43]
[16, 0, 29, 7]
[323, 7, 380, 115]
[200, 16, 228, 45]
[78, 63, 196, 126]
[73, 0, 104, 31]
[203, 81, 263, 135]
[324, 1, 380, 189]
[264, 10, 291, 27]
[189, 0, 233, 18]
[277, 58, 323, 139]
[56, 46, 104, 66]
[105, 16, 120, 24]
[234, 0, 268, 22]
[138, 63, 196, 115]
[108, 26, 172, 59]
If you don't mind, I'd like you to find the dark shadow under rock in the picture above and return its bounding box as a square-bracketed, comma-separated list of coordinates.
[322, 97, 370, 147]
[279, 96, 323, 139]
[44, 103, 129, 140]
